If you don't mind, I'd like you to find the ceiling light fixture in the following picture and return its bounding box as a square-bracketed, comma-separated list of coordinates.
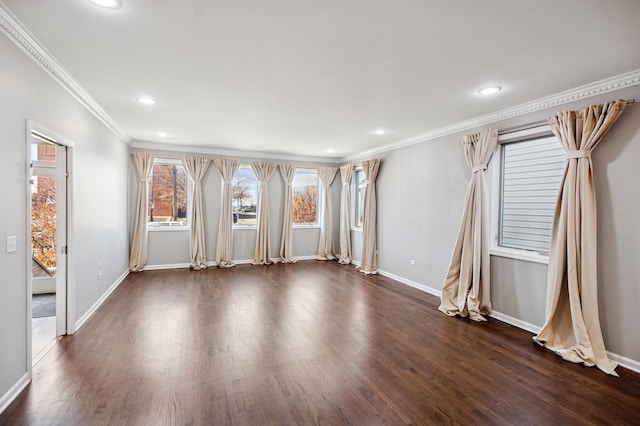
[157, 132, 167, 137]
[374, 129, 388, 135]
[137, 96, 156, 105]
[478, 86, 502, 95]
[89, 0, 122, 9]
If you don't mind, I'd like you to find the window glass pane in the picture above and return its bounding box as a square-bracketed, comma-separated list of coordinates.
[31, 141, 57, 162]
[232, 166, 258, 226]
[31, 175, 57, 275]
[356, 170, 366, 227]
[292, 169, 318, 225]
[499, 135, 565, 254]
[148, 163, 188, 227]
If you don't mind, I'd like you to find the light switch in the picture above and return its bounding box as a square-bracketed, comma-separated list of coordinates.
[6, 236, 17, 253]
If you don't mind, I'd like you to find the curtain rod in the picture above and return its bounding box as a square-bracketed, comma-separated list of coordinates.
[498, 99, 635, 136]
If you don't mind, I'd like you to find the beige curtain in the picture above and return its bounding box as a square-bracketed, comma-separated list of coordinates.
[129, 152, 154, 272]
[279, 163, 296, 263]
[252, 162, 277, 265]
[338, 164, 353, 265]
[438, 129, 498, 321]
[182, 156, 211, 270]
[214, 158, 239, 268]
[359, 159, 381, 274]
[533, 100, 627, 376]
[317, 166, 338, 260]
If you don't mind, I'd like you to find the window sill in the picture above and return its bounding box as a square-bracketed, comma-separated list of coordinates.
[233, 225, 257, 230]
[490, 247, 548, 265]
[351, 227, 363, 233]
[293, 224, 320, 230]
[148, 226, 189, 232]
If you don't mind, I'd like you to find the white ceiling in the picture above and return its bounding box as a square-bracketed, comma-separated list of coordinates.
[4, 0, 640, 159]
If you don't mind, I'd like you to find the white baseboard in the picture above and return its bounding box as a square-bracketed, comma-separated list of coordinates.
[488, 310, 542, 334]
[608, 352, 640, 374]
[75, 268, 129, 331]
[0, 373, 29, 415]
[143, 263, 191, 270]
[377, 268, 442, 298]
[295, 255, 318, 261]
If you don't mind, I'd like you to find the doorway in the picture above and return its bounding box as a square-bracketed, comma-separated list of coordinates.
[29, 127, 70, 364]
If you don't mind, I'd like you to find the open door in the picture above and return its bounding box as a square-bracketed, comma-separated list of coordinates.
[30, 132, 67, 360]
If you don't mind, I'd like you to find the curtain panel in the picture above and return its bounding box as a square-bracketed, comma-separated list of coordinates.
[533, 100, 627, 376]
[182, 156, 211, 270]
[359, 159, 381, 274]
[338, 164, 353, 265]
[214, 159, 240, 268]
[317, 166, 339, 260]
[438, 128, 498, 321]
[252, 162, 277, 265]
[129, 152, 154, 272]
[279, 163, 296, 263]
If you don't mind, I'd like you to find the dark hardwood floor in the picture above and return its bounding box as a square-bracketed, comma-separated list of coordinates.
[2, 260, 640, 425]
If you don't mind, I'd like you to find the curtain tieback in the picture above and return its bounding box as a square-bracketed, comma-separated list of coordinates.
[472, 164, 487, 173]
[566, 149, 592, 159]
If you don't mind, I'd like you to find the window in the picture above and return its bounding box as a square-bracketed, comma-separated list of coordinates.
[496, 131, 565, 256]
[148, 159, 188, 228]
[355, 169, 366, 227]
[292, 169, 318, 225]
[232, 165, 258, 226]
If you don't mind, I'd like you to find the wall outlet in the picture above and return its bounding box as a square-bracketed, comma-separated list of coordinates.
[410, 259, 416, 266]
[6, 236, 17, 253]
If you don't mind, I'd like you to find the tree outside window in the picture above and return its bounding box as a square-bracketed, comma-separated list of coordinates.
[292, 169, 318, 225]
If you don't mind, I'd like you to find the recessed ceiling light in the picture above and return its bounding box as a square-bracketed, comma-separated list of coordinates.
[89, 0, 122, 9]
[478, 86, 502, 95]
[157, 132, 167, 137]
[374, 129, 388, 135]
[137, 96, 156, 105]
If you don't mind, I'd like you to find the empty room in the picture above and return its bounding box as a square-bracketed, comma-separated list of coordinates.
[1, 0, 640, 424]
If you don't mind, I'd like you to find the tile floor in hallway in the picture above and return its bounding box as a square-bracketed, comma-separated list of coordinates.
[32, 316, 56, 362]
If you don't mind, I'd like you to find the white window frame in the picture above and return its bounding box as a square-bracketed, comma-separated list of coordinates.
[147, 158, 191, 232]
[352, 167, 365, 232]
[232, 164, 259, 230]
[293, 167, 321, 229]
[489, 125, 562, 264]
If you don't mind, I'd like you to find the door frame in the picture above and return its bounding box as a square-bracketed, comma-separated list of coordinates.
[25, 120, 76, 374]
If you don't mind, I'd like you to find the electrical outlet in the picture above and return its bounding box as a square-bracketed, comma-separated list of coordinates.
[6, 236, 17, 253]
[410, 259, 416, 266]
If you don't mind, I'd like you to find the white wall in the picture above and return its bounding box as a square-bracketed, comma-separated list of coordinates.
[0, 34, 129, 404]
[129, 152, 342, 267]
[364, 85, 640, 366]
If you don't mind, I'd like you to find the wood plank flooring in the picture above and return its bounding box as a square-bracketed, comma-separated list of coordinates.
[2, 260, 640, 425]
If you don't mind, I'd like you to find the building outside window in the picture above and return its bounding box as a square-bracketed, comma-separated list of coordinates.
[148, 159, 188, 228]
[498, 133, 565, 255]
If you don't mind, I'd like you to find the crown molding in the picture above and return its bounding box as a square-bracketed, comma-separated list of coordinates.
[130, 140, 341, 165]
[342, 69, 640, 162]
[0, 2, 130, 143]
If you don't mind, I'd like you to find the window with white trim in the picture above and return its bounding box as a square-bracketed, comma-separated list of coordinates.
[292, 168, 318, 225]
[492, 127, 565, 259]
[232, 165, 258, 226]
[355, 169, 366, 228]
[148, 159, 189, 229]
